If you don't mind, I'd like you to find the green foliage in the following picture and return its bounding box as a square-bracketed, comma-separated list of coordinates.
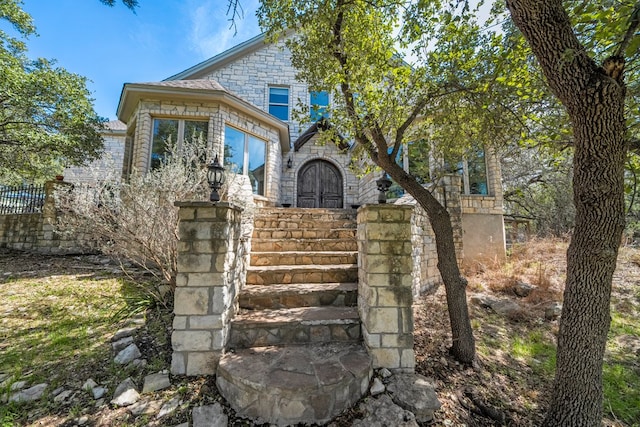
[0, 0, 105, 184]
[98, 0, 138, 9]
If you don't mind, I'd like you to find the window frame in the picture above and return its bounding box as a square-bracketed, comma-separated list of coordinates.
[268, 86, 290, 121]
[223, 124, 268, 196]
[149, 117, 209, 170]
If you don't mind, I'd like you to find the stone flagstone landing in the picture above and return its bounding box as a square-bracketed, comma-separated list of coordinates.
[217, 208, 372, 425]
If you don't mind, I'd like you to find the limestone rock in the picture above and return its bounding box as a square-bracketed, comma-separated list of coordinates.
[129, 399, 162, 416]
[353, 394, 418, 427]
[470, 294, 521, 316]
[142, 373, 171, 393]
[111, 378, 140, 407]
[92, 387, 107, 399]
[9, 383, 47, 403]
[112, 336, 134, 352]
[157, 396, 181, 419]
[10, 380, 26, 391]
[379, 368, 392, 379]
[114, 343, 141, 365]
[545, 302, 562, 320]
[112, 327, 137, 341]
[370, 378, 385, 396]
[192, 403, 228, 427]
[53, 389, 73, 403]
[513, 281, 534, 297]
[82, 379, 98, 391]
[387, 373, 441, 422]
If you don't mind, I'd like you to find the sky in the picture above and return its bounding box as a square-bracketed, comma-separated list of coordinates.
[16, 0, 262, 120]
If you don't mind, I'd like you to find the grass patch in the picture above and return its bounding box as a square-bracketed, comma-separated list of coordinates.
[511, 330, 556, 377]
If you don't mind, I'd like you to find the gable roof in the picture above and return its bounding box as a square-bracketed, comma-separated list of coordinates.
[294, 120, 350, 152]
[165, 33, 268, 81]
[116, 79, 290, 152]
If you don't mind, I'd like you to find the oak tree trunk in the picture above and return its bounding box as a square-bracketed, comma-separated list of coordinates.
[381, 158, 476, 364]
[507, 0, 627, 424]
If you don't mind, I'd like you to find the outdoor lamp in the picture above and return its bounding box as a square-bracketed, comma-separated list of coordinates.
[207, 155, 225, 202]
[287, 156, 293, 169]
[376, 173, 392, 204]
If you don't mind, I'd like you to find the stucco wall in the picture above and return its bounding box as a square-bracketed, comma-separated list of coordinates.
[461, 213, 506, 262]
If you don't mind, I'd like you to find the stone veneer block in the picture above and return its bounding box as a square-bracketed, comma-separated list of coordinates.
[174, 288, 209, 315]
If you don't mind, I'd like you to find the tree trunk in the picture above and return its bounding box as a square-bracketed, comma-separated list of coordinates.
[507, 0, 627, 424]
[382, 159, 476, 364]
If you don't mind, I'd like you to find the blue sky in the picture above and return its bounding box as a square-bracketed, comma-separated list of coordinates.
[18, 0, 261, 120]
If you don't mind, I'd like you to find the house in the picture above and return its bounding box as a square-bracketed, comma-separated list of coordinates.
[85, 33, 506, 262]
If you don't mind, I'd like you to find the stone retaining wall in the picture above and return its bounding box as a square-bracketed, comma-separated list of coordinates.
[0, 181, 82, 253]
[171, 202, 245, 376]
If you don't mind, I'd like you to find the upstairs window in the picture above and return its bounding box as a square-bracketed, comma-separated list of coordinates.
[150, 118, 208, 170]
[224, 125, 267, 196]
[310, 90, 329, 121]
[268, 86, 289, 121]
[466, 147, 488, 195]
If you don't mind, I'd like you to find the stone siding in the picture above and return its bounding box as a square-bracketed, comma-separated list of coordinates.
[171, 202, 246, 376]
[64, 131, 125, 183]
[357, 205, 415, 372]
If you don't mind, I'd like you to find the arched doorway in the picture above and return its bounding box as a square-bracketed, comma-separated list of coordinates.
[297, 160, 343, 208]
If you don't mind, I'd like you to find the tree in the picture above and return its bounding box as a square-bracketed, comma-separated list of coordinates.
[505, 0, 638, 424]
[0, 1, 106, 183]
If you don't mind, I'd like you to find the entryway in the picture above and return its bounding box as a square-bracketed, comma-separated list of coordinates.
[297, 159, 343, 208]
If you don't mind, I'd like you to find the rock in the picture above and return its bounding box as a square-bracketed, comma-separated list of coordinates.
[0, 373, 8, 383]
[514, 281, 535, 297]
[114, 343, 141, 365]
[131, 358, 147, 369]
[142, 373, 171, 393]
[353, 395, 418, 427]
[379, 368, 392, 379]
[545, 302, 562, 320]
[157, 396, 181, 419]
[92, 387, 107, 399]
[192, 403, 228, 427]
[9, 383, 47, 403]
[470, 293, 521, 316]
[82, 379, 98, 391]
[112, 336, 134, 352]
[95, 398, 105, 407]
[129, 399, 162, 416]
[112, 327, 137, 342]
[173, 424, 189, 427]
[53, 389, 73, 403]
[387, 374, 441, 422]
[370, 378, 385, 396]
[111, 378, 140, 407]
[51, 387, 64, 396]
[10, 380, 26, 391]
[76, 415, 89, 425]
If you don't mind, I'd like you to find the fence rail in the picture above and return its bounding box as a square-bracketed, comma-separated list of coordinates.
[0, 184, 46, 214]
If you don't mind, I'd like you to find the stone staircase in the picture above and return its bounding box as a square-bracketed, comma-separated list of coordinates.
[216, 208, 372, 425]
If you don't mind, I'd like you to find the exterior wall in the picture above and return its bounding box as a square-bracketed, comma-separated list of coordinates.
[202, 38, 308, 142]
[284, 135, 359, 207]
[123, 99, 283, 206]
[0, 182, 84, 253]
[460, 149, 506, 261]
[64, 131, 125, 183]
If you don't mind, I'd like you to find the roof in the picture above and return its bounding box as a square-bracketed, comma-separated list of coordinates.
[294, 120, 350, 152]
[104, 120, 127, 132]
[165, 33, 268, 81]
[116, 79, 290, 152]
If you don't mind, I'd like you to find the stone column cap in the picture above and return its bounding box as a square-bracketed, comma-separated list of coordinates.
[174, 201, 243, 212]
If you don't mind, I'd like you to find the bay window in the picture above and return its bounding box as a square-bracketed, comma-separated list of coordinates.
[150, 118, 208, 170]
[224, 125, 267, 196]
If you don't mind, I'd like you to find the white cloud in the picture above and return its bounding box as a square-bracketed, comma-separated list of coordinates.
[187, 0, 261, 60]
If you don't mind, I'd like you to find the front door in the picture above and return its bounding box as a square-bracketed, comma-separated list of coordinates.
[297, 160, 343, 208]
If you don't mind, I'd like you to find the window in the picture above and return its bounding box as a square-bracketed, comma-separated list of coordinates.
[150, 118, 208, 170]
[224, 125, 267, 196]
[466, 147, 488, 195]
[268, 86, 289, 120]
[310, 90, 329, 121]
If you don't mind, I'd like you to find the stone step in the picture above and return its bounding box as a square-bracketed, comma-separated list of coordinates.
[239, 282, 358, 310]
[217, 343, 372, 425]
[251, 238, 358, 252]
[246, 264, 358, 286]
[229, 306, 361, 348]
[255, 207, 356, 222]
[253, 219, 357, 230]
[250, 251, 357, 267]
[252, 228, 356, 240]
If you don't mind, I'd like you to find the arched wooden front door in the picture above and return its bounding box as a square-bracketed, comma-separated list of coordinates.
[297, 160, 343, 208]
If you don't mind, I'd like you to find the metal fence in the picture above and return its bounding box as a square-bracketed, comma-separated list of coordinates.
[0, 184, 46, 214]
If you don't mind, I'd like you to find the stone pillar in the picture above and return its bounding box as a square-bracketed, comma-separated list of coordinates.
[171, 201, 244, 376]
[357, 204, 415, 372]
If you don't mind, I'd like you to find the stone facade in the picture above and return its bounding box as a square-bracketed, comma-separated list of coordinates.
[171, 202, 246, 376]
[0, 182, 84, 253]
[357, 205, 415, 372]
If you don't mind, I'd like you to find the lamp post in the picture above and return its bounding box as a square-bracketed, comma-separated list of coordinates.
[376, 173, 392, 204]
[207, 155, 225, 202]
